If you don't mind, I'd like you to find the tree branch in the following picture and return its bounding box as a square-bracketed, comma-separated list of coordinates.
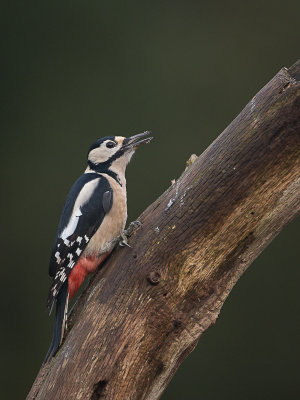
[28, 60, 300, 400]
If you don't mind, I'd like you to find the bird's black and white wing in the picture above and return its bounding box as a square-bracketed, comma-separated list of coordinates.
[47, 172, 113, 310]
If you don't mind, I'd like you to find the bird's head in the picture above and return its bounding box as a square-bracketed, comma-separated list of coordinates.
[87, 131, 153, 178]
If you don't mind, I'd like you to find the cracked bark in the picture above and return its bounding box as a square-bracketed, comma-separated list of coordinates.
[27, 60, 300, 400]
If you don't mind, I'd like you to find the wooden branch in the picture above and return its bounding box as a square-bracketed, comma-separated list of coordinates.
[28, 60, 300, 400]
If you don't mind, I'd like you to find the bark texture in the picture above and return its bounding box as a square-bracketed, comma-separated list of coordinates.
[28, 60, 300, 400]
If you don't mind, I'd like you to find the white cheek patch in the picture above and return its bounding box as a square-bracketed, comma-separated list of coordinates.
[89, 144, 118, 164]
[89, 147, 110, 163]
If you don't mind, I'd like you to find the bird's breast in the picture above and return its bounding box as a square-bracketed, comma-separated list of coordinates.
[83, 174, 127, 257]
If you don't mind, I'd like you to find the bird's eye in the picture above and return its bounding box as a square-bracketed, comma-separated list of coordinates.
[106, 141, 116, 149]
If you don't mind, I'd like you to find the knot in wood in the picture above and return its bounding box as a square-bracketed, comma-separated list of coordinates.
[147, 271, 161, 285]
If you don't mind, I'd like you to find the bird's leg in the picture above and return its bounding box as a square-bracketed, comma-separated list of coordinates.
[119, 220, 142, 247]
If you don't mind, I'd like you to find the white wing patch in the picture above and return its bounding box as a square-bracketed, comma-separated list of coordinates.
[75, 209, 82, 217]
[61, 217, 79, 241]
[59, 179, 100, 241]
[55, 251, 61, 263]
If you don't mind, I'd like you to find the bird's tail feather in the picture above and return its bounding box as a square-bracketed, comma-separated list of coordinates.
[44, 281, 69, 363]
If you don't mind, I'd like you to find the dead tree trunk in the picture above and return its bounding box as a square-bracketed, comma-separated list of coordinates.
[28, 60, 300, 400]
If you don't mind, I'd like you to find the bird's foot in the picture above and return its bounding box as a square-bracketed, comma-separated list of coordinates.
[119, 220, 142, 247]
[127, 220, 142, 235]
[119, 232, 131, 247]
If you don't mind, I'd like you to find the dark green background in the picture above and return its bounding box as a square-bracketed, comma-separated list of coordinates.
[1, 2, 299, 399]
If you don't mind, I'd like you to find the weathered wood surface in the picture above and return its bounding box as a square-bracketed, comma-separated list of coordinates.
[28, 60, 300, 400]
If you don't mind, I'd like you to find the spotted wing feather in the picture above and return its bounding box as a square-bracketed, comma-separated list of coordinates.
[47, 173, 113, 309]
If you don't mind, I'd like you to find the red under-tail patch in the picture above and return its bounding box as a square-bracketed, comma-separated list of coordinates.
[68, 253, 109, 299]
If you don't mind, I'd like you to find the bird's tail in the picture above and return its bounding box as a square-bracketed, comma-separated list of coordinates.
[44, 281, 69, 363]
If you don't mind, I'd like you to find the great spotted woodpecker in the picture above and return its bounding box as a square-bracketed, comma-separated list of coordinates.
[45, 131, 152, 362]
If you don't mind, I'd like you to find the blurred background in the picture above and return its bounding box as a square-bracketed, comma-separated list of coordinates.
[1, 1, 299, 399]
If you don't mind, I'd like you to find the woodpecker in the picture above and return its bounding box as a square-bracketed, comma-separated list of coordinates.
[44, 131, 152, 362]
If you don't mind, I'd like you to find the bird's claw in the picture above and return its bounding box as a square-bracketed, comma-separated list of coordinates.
[127, 220, 142, 235]
[119, 220, 142, 247]
[119, 232, 132, 248]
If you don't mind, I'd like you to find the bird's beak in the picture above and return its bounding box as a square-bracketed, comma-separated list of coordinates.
[123, 131, 153, 151]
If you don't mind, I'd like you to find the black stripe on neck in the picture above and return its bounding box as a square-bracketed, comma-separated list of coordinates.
[87, 161, 122, 186]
